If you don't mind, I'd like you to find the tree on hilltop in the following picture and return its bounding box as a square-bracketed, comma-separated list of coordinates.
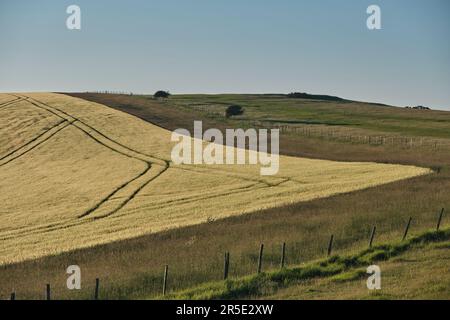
[154, 90, 171, 99]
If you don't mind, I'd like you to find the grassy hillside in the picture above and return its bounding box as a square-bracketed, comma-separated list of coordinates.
[163, 228, 450, 300]
[171, 94, 450, 137]
[1, 93, 427, 266]
[1, 92, 427, 263]
[0, 92, 448, 299]
[71, 93, 450, 142]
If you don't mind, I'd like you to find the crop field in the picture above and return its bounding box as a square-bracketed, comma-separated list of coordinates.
[0, 92, 432, 267]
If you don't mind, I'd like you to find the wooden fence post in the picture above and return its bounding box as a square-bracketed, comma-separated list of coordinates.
[46, 284, 51, 300]
[402, 217, 412, 241]
[280, 242, 286, 269]
[257, 244, 264, 274]
[223, 252, 230, 280]
[162, 265, 169, 296]
[327, 235, 334, 256]
[437, 208, 444, 231]
[369, 226, 376, 248]
[94, 278, 100, 300]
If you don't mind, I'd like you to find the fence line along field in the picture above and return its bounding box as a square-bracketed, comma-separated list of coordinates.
[0, 93, 431, 266]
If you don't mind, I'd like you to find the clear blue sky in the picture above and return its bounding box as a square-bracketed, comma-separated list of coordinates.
[1, 0, 449, 109]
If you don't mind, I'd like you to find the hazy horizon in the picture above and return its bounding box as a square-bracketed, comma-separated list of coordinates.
[1, 0, 449, 110]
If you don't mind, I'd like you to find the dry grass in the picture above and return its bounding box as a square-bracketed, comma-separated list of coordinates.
[1, 93, 448, 300]
[164, 229, 450, 300]
[0, 92, 430, 266]
[272, 245, 450, 300]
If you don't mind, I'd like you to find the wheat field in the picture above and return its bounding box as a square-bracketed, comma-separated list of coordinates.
[0, 93, 431, 265]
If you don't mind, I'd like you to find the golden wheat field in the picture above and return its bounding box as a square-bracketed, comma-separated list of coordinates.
[0, 92, 431, 265]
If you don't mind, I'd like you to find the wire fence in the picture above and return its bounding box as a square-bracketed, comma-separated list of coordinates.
[6, 208, 446, 300]
[264, 124, 450, 150]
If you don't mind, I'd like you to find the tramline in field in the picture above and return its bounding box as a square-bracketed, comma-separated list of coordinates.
[0, 93, 431, 266]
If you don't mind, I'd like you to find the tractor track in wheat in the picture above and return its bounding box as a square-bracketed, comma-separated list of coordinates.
[1, 94, 294, 241]
[12, 94, 170, 221]
[0, 96, 24, 110]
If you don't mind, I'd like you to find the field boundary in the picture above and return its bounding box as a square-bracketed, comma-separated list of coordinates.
[5, 209, 446, 300]
[163, 226, 449, 300]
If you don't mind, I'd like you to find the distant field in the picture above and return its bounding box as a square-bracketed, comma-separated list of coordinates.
[0, 93, 429, 266]
[73, 93, 450, 139]
[168, 94, 450, 138]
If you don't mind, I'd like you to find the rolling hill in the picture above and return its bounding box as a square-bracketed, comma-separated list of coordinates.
[0, 92, 430, 266]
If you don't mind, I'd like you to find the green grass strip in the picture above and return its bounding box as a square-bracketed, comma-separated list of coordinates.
[159, 228, 450, 300]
